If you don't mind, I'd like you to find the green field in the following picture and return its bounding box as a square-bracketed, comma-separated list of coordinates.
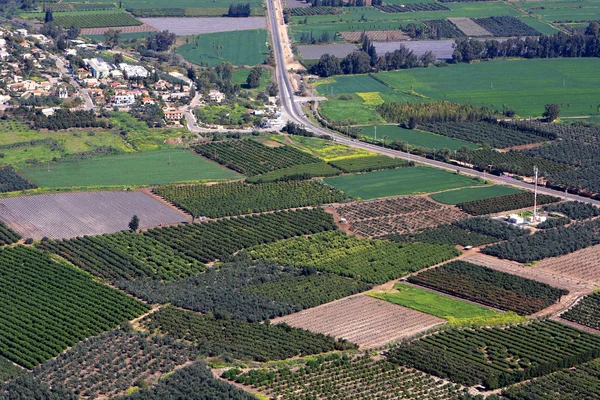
[177, 30, 268, 67]
[323, 166, 482, 199]
[232, 68, 271, 90]
[361, 125, 478, 151]
[317, 75, 391, 95]
[52, 11, 142, 28]
[521, 0, 600, 22]
[429, 185, 524, 204]
[21, 149, 241, 188]
[375, 58, 600, 118]
[368, 283, 526, 326]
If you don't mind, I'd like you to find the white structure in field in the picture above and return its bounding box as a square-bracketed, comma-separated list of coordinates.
[508, 214, 524, 224]
[119, 63, 149, 79]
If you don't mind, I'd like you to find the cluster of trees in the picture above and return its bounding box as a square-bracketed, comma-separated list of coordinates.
[142, 306, 356, 362]
[387, 320, 600, 389]
[457, 192, 559, 215]
[385, 224, 498, 247]
[146, 30, 176, 52]
[544, 201, 600, 220]
[33, 330, 196, 398]
[195, 139, 321, 176]
[223, 354, 464, 399]
[377, 101, 497, 127]
[227, 3, 251, 17]
[309, 38, 435, 77]
[118, 256, 371, 322]
[245, 65, 262, 88]
[409, 260, 568, 315]
[0, 375, 77, 400]
[245, 162, 341, 183]
[0, 220, 21, 246]
[483, 219, 600, 262]
[0, 165, 36, 193]
[112, 362, 256, 400]
[249, 230, 459, 284]
[454, 216, 530, 240]
[281, 121, 315, 137]
[18, 109, 109, 131]
[38, 231, 206, 282]
[452, 22, 600, 63]
[537, 216, 571, 229]
[153, 180, 348, 218]
[0, 246, 149, 369]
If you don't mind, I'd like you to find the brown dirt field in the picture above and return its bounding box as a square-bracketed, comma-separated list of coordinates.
[340, 30, 409, 42]
[497, 142, 546, 152]
[81, 24, 159, 35]
[323, 206, 363, 237]
[535, 244, 600, 285]
[463, 252, 597, 317]
[260, 139, 285, 148]
[271, 294, 444, 349]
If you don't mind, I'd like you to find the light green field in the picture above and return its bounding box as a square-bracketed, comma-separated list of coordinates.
[232, 68, 271, 90]
[319, 94, 386, 125]
[177, 30, 268, 67]
[375, 58, 600, 117]
[323, 166, 483, 199]
[273, 135, 376, 162]
[21, 149, 241, 188]
[429, 185, 524, 205]
[518, 16, 560, 35]
[520, 0, 600, 22]
[361, 125, 478, 151]
[368, 283, 527, 326]
[317, 75, 391, 95]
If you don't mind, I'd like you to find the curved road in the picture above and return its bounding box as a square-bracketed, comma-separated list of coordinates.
[266, 0, 600, 206]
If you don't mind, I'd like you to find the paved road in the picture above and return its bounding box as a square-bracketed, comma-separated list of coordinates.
[51, 56, 95, 111]
[265, 0, 600, 206]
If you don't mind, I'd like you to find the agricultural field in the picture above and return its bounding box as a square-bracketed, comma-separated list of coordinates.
[323, 166, 483, 199]
[142, 306, 355, 361]
[33, 330, 196, 398]
[472, 16, 540, 36]
[0, 191, 188, 240]
[224, 354, 466, 400]
[272, 295, 445, 348]
[275, 134, 375, 162]
[142, 16, 266, 34]
[0, 166, 35, 194]
[374, 58, 600, 118]
[177, 29, 269, 66]
[153, 181, 348, 218]
[369, 283, 523, 326]
[387, 320, 600, 389]
[52, 11, 143, 28]
[385, 223, 499, 247]
[535, 244, 600, 285]
[408, 260, 568, 315]
[327, 154, 411, 173]
[21, 149, 240, 188]
[456, 191, 560, 215]
[196, 139, 321, 176]
[245, 162, 341, 182]
[249, 230, 459, 284]
[360, 125, 478, 151]
[117, 257, 372, 322]
[429, 185, 524, 205]
[454, 149, 571, 177]
[0, 246, 149, 369]
[448, 17, 492, 36]
[544, 200, 600, 220]
[333, 195, 468, 237]
[0, 221, 21, 246]
[561, 292, 600, 330]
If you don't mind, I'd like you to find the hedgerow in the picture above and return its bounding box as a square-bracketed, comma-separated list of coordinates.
[457, 192, 560, 215]
[327, 155, 412, 173]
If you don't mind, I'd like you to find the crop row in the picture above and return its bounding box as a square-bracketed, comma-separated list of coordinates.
[408, 260, 568, 315]
[223, 354, 465, 399]
[117, 256, 371, 322]
[246, 162, 341, 183]
[387, 320, 600, 389]
[0, 246, 149, 369]
[248, 230, 459, 284]
[142, 306, 356, 362]
[385, 224, 497, 246]
[0, 166, 36, 193]
[328, 155, 412, 173]
[41, 208, 336, 281]
[289, 6, 336, 16]
[153, 181, 349, 218]
[424, 19, 466, 39]
[544, 201, 600, 220]
[374, 3, 449, 13]
[473, 16, 540, 37]
[420, 121, 550, 148]
[33, 330, 196, 398]
[561, 292, 600, 330]
[196, 139, 320, 176]
[0, 220, 20, 246]
[377, 101, 497, 126]
[482, 218, 600, 263]
[52, 13, 142, 28]
[457, 192, 560, 215]
[46, 3, 115, 11]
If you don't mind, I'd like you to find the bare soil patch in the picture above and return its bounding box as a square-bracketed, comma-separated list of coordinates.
[81, 23, 158, 35]
[271, 294, 444, 348]
[341, 30, 409, 42]
[449, 17, 492, 36]
[140, 17, 266, 36]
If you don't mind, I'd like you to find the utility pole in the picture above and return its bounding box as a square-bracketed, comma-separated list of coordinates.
[533, 165, 539, 222]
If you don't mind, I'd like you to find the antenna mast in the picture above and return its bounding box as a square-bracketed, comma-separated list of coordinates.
[533, 165, 539, 222]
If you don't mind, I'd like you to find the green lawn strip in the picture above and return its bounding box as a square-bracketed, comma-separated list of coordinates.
[177, 29, 269, 67]
[20, 149, 241, 188]
[323, 166, 483, 199]
[429, 185, 524, 205]
[360, 125, 478, 151]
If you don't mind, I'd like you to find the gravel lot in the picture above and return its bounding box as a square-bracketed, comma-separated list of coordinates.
[298, 43, 358, 59]
[299, 40, 459, 60]
[0, 191, 190, 239]
[140, 17, 266, 35]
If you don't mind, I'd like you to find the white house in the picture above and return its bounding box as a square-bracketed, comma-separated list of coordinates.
[113, 92, 135, 106]
[119, 63, 149, 79]
[84, 58, 110, 79]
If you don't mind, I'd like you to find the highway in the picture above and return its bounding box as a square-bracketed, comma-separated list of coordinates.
[265, 0, 600, 206]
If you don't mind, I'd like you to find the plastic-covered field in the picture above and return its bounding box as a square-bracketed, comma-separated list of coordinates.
[0, 191, 189, 239]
